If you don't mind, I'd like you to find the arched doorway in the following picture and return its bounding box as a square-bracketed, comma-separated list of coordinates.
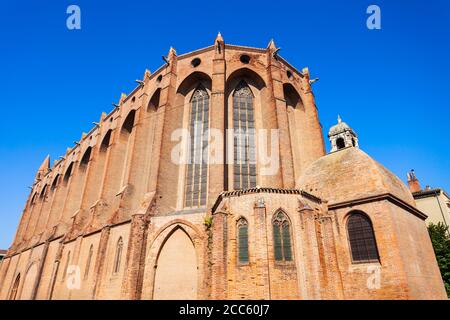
[153, 228, 198, 300]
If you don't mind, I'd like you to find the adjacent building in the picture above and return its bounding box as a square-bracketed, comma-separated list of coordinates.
[407, 170, 450, 229]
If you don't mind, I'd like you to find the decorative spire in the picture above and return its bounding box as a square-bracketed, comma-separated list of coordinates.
[337, 114, 342, 123]
[215, 31, 224, 43]
[267, 38, 276, 50]
[119, 93, 127, 105]
[144, 69, 151, 79]
[168, 46, 177, 59]
[37, 155, 50, 175]
[215, 32, 225, 56]
[163, 47, 177, 66]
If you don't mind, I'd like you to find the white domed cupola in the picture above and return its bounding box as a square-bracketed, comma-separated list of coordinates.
[328, 115, 359, 152]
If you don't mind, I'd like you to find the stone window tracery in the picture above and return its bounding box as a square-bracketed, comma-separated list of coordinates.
[272, 211, 292, 261]
[233, 81, 256, 190]
[113, 237, 123, 274]
[184, 86, 210, 208]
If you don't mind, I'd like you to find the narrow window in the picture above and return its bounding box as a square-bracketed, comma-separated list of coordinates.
[237, 218, 249, 264]
[121, 110, 136, 135]
[84, 245, 94, 280]
[9, 274, 20, 300]
[51, 175, 60, 191]
[336, 137, 345, 150]
[113, 237, 123, 274]
[148, 89, 161, 111]
[272, 211, 293, 261]
[80, 147, 92, 168]
[30, 193, 37, 206]
[100, 130, 112, 151]
[347, 212, 379, 263]
[184, 86, 210, 207]
[63, 163, 74, 185]
[233, 81, 256, 190]
[39, 185, 48, 199]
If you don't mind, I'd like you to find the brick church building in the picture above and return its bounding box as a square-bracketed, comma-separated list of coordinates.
[0, 34, 447, 299]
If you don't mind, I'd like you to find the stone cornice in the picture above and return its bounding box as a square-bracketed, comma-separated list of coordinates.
[212, 187, 322, 213]
[328, 193, 428, 220]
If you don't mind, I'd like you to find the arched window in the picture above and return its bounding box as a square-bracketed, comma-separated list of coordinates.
[113, 237, 123, 274]
[283, 83, 302, 109]
[336, 137, 345, 150]
[233, 81, 256, 190]
[9, 274, 20, 300]
[184, 86, 210, 207]
[347, 212, 379, 263]
[80, 147, 92, 168]
[51, 174, 60, 191]
[272, 211, 292, 261]
[63, 163, 73, 185]
[237, 218, 249, 264]
[39, 185, 48, 199]
[62, 251, 71, 281]
[30, 192, 37, 206]
[148, 89, 161, 111]
[121, 110, 136, 136]
[100, 130, 112, 152]
[84, 244, 94, 280]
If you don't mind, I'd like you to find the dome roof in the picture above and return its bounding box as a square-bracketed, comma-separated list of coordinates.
[298, 147, 416, 206]
[328, 116, 354, 137]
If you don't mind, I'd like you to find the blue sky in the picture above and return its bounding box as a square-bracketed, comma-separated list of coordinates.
[0, 0, 449, 248]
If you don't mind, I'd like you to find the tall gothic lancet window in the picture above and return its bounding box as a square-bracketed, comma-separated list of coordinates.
[113, 237, 123, 274]
[184, 86, 210, 207]
[273, 211, 292, 261]
[237, 218, 249, 264]
[233, 81, 256, 190]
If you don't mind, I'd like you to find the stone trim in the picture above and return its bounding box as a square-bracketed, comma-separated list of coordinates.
[328, 193, 428, 220]
[177, 45, 215, 60]
[212, 188, 322, 213]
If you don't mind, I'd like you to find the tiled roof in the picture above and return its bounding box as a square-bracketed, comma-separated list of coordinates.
[212, 187, 322, 212]
[413, 188, 449, 200]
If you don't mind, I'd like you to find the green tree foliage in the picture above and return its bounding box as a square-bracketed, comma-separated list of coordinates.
[428, 222, 450, 297]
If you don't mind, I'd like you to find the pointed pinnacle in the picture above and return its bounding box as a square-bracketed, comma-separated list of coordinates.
[267, 38, 276, 50]
[119, 93, 127, 104]
[38, 155, 50, 172]
[215, 31, 224, 43]
[168, 46, 177, 57]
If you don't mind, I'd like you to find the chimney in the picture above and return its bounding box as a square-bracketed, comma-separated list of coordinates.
[407, 169, 421, 193]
